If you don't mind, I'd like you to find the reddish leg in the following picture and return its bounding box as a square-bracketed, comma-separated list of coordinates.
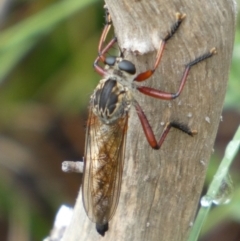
[134, 101, 197, 149]
[94, 37, 117, 76]
[98, 6, 113, 59]
[134, 13, 186, 82]
[137, 48, 217, 100]
[93, 6, 118, 76]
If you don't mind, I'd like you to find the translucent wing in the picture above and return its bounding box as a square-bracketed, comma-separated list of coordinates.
[82, 103, 128, 225]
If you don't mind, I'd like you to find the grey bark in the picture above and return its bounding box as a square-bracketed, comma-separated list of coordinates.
[61, 0, 236, 240]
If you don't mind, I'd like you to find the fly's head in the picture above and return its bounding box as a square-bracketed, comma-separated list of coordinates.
[104, 56, 136, 88]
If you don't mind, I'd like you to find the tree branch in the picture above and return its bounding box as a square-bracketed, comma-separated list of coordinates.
[61, 0, 236, 240]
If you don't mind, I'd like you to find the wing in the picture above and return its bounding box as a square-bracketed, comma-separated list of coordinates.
[82, 103, 128, 225]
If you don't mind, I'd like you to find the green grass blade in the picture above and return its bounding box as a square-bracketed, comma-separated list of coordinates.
[187, 125, 240, 241]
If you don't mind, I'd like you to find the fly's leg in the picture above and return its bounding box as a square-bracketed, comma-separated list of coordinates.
[134, 12, 186, 82]
[94, 6, 117, 75]
[98, 6, 113, 58]
[134, 101, 197, 149]
[134, 48, 216, 147]
[137, 48, 217, 100]
[94, 37, 117, 76]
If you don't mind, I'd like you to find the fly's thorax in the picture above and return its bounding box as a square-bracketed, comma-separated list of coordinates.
[92, 78, 132, 124]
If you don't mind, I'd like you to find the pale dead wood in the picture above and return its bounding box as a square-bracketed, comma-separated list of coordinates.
[61, 0, 236, 241]
[62, 160, 83, 173]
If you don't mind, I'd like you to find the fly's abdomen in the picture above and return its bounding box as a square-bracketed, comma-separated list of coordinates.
[82, 112, 128, 225]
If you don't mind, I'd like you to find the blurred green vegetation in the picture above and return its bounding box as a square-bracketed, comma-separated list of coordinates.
[226, 22, 240, 108]
[0, 0, 102, 116]
[0, 0, 239, 241]
[0, 0, 104, 240]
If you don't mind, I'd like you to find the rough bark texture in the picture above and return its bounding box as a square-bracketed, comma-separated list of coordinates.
[62, 0, 236, 241]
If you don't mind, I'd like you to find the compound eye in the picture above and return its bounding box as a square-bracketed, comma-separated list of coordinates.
[118, 60, 136, 75]
[104, 56, 116, 66]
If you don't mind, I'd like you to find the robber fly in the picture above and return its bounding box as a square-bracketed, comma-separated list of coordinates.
[82, 6, 216, 236]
